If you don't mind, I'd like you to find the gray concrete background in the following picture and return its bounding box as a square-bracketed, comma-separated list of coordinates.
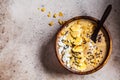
[0, 0, 120, 80]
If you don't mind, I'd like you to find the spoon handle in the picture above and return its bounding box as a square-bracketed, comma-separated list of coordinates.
[99, 4, 112, 27]
[91, 4, 112, 43]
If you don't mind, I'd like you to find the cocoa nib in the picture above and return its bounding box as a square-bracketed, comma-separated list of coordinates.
[97, 34, 102, 42]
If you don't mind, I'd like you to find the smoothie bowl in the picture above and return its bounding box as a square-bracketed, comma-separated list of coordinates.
[55, 16, 112, 74]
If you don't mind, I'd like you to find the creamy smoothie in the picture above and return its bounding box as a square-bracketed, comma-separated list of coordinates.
[56, 19, 107, 72]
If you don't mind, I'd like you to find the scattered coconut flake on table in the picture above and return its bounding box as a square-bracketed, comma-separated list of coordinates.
[47, 12, 51, 17]
[48, 21, 54, 26]
[53, 13, 58, 18]
[41, 7, 46, 12]
[59, 12, 64, 17]
[37, 6, 65, 26]
[58, 19, 66, 25]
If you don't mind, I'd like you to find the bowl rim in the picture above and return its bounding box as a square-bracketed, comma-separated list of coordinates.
[55, 16, 112, 75]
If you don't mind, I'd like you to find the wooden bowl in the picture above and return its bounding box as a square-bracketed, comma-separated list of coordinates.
[55, 16, 112, 75]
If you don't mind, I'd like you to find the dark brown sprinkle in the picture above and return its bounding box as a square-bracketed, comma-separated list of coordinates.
[89, 48, 91, 50]
[79, 57, 82, 59]
[83, 40, 86, 44]
[86, 57, 88, 59]
[87, 34, 90, 38]
[62, 40, 65, 42]
[87, 52, 92, 54]
[86, 58, 90, 61]
[74, 62, 79, 65]
[74, 60, 77, 63]
[65, 31, 68, 35]
[96, 47, 98, 50]
[61, 39, 64, 41]
[73, 62, 75, 64]
[80, 52, 82, 54]
[100, 51, 102, 54]
[97, 34, 102, 42]
[64, 45, 69, 49]
[97, 60, 100, 62]
[95, 52, 100, 55]
[88, 55, 94, 60]
[73, 37, 77, 39]
[72, 43, 76, 47]
[70, 33, 76, 39]
[71, 51, 75, 54]
[100, 50, 102, 52]
[98, 36, 102, 42]
[90, 61, 95, 64]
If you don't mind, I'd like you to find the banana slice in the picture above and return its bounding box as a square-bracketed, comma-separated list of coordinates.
[70, 24, 81, 31]
[78, 62, 87, 70]
[70, 31, 81, 38]
[72, 46, 83, 52]
[72, 37, 83, 45]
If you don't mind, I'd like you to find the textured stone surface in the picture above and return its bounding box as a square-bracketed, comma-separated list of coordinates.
[0, 0, 120, 80]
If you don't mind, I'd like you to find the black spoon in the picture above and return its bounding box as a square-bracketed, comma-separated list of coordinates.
[91, 4, 112, 43]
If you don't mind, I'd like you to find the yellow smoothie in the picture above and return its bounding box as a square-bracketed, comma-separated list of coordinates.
[57, 19, 107, 72]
